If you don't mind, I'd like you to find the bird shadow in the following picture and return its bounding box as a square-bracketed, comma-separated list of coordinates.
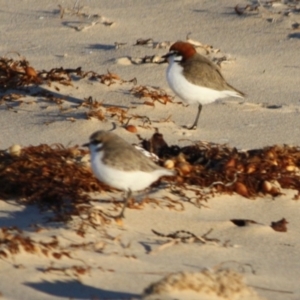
[138, 238, 168, 254]
[192, 9, 208, 13]
[0, 85, 131, 125]
[0, 85, 83, 106]
[288, 32, 300, 39]
[0, 201, 56, 231]
[24, 279, 140, 300]
[36, 9, 60, 17]
[87, 43, 116, 51]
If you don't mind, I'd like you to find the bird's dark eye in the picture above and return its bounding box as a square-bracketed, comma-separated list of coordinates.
[91, 140, 100, 145]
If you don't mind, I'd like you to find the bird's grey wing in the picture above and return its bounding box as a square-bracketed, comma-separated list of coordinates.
[182, 57, 229, 91]
[103, 139, 160, 172]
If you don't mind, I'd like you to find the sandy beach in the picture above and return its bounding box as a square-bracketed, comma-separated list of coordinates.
[1, 1, 300, 299]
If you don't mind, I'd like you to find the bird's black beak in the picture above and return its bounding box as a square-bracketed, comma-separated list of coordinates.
[160, 51, 175, 64]
[161, 52, 170, 59]
[82, 142, 90, 148]
[159, 52, 171, 64]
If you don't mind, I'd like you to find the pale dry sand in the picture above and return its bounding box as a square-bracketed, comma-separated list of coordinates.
[0, 0, 300, 299]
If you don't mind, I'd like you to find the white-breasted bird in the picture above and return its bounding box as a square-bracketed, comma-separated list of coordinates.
[164, 41, 245, 130]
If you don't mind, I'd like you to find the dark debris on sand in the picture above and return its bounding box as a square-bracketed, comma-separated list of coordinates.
[1, 133, 300, 223]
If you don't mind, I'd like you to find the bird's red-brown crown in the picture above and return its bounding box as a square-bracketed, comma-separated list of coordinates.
[169, 41, 197, 60]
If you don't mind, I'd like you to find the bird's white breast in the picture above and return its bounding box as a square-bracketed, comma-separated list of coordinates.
[166, 57, 240, 105]
[90, 147, 173, 192]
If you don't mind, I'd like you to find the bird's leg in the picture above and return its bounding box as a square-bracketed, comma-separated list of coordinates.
[188, 104, 202, 130]
[118, 189, 132, 218]
[99, 189, 132, 219]
[108, 189, 132, 219]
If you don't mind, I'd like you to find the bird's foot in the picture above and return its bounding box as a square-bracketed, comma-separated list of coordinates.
[183, 124, 197, 130]
[98, 201, 127, 219]
[99, 210, 125, 220]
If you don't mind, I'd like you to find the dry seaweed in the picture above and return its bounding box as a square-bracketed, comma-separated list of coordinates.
[151, 229, 218, 244]
[139, 132, 300, 199]
[0, 56, 41, 89]
[57, 4, 114, 30]
[271, 218, 288, 232]
[0, 144, 106, 221]
[1, 133, 300, 226]
[0, 227, 71, 259]
[0, 56, 135, 91]
[134, 38, 171, 50]
[0, 56, 139, 126]
[130, 85, 174, 105]
[234, 1, 300, 23]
